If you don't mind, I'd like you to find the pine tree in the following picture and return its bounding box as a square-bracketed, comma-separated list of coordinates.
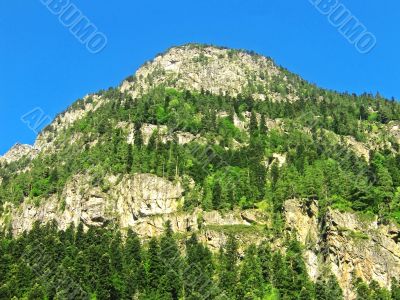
[97, 253, 113, 300]
[257, 242, 272, 283]
[123, 229, 145, 296]
[270, 161, 279, 192]
[218, 235, 238, 299]
[159, 221, 183, 300]
[184, 234, 215, 300]
[75, 223, 85, 249]
[212, 182, 222, 209]
[283, 239, 315, 299]
[249, 110, 258, 135]
[126, 143, 133, 173]
[326, 275, 343, 300]
[110, 231, 123, 273]
[391, 278, 400, 300]
[316, 275, 343, 300]
[354, 278, 372, 300]
[270, 251, 287, 292]
[134, 122, 144, 149]
[260, 113, 268, 133]
[27, 283, 46, 300]
[237, 244, 264, 299]
[146, 238, 163, 291]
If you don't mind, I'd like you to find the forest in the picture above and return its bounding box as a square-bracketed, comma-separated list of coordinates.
[2, 220, 398, 300]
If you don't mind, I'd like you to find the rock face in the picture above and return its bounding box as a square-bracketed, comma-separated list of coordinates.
[120, 122, 202, 146]
[325, 210, 400, 299]
[0, 143, 39, 164]
[121, 44, 299, 102]
[389, 122, 400, 144]
[284, 199, 400, 299]
[1, 169, 391, 294]
[34, 95, 106, 154]
[1, 174, 184, 234]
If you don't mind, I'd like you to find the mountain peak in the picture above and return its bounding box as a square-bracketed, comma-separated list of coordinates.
[121, 44, 300, 102]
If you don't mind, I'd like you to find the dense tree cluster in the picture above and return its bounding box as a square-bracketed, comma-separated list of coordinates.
[0, 221, 346, 300]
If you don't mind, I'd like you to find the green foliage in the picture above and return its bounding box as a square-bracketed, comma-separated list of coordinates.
[354, 278, 392, 300]
[0, 222, 345, 300]
[1, 85, 399, 222]
[316, 275, 344, 300]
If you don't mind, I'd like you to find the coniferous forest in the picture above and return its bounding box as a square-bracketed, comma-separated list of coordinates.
[1, 220, 400, 299]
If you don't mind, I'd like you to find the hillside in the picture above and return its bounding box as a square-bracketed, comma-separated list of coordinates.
[0, 44, 400, 299]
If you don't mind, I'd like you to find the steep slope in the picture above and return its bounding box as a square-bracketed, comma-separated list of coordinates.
[1, 44, 400, 299]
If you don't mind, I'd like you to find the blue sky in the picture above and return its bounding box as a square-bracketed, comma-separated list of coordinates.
[0, 0, 399, 155]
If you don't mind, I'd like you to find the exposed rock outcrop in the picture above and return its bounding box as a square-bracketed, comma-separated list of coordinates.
[284, 199, 400, 299]
[120, 44, 299, 102]
[1, 174, 184, 234]
[0, 143, 39, 164]
[34, 95, 106, 154]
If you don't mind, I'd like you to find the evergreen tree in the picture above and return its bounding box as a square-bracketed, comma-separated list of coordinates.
[260, 113, 268, 133]
[159, 221, 183, 300]
[184, 234, 215, 300]
[270, 161, 279, 192]
[316, 275, 343, 300]
[257, 242, 272, 283]
[249, 110, 258, 135]
[110, 231, 123, 273]
[27, 283, 46, 300]
[218, 235, 238, 299]
[392, 278, 400, 300]
[212, 181, 222, 209]
[237, 244, 264, 299]
[126, 143, 133, 173]
[75, 223, 85, 249]
[370, 280, 391, 300]
[354, 278, 372, 300]
[97, 253, 113, 300]
[123, 229, 145, 296]
[134, 122, 144, 149]
[146, 238, 163, 291]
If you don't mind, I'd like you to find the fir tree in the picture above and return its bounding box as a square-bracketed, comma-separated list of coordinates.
[159, 221, 183, 300]
[218, 235, 238, 299]
[237, 244, 264, 299]
[212, 181, 222, 209]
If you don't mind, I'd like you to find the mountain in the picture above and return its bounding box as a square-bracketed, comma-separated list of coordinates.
[0, 44, 400, 299]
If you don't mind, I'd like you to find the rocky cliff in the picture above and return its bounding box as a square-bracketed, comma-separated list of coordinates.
[285, 199, 400, 299]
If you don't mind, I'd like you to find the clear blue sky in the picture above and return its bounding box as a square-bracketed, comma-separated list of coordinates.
[0, 0, 399, 155]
